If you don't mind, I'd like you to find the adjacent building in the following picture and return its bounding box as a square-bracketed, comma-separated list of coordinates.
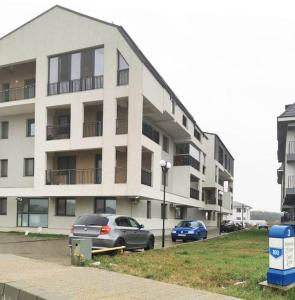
[225, 201, 252, 223]
[277, 103, 295, 224]
[0, 6, 234, 234]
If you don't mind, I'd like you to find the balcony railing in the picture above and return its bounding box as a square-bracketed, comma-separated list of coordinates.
[115, 167, 127, 183]
[47, 125, 70, 140]
[142, 122, 160, 144]
[117, 69, 129, 86]
[205, 198, 217, 205]
[190, 188, 199, 200]
[173, 154, 200, 171]
[0, 85, 35, 102]
[48, 75, 103, 96]
[141, 168, 152, 186]
[83, 122, 103, 137]
[46, 168, 102, 185]
[116, 119, 128, 135]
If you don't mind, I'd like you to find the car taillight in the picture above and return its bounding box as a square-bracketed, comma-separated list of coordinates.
[100, 225, 111, 235]
[70, 224, 74, 234]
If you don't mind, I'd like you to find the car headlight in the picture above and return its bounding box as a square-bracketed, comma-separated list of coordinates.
[188, 230, 195, 234]
[172, 230, 176, 234]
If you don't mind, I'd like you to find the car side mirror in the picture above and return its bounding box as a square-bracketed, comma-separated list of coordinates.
[139, 224, 144, 229]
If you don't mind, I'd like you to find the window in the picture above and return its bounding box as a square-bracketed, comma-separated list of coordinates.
[182, 115, 187, 127]
[26, 119, 35, 137]
[147, 201, 151, 219]
[175, 143, 189, 154]
[172, 99, 175, 114]
[71, 52, 81, 81]
[225, 154, 228, 169]
[243, 208, 247, 213]
[162, 135, 169, 153]
[218, 147, 224, 165]
[237, 217, 241, 220]
[194, 128, 201, 141]
[142, 122, 159, 144]
[56, 198, 76, 216]
[117, 51, 129, 85]
[236, 208, 241, 213]
[94, 48, 104, 76]
[24, 158, 34, 176]
[128, 217, 140, 228]
[175, 207, 185, 219]
[161, 203, 167, 219]
[95, 198, 116, 214]
[1, 121, 8, 139]
[0, 159, 8, 177]
[116, 217, 130, 227]
[0, 198, 7, 215]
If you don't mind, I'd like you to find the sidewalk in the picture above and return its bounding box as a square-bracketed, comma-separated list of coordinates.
[0, 254, 240, 300]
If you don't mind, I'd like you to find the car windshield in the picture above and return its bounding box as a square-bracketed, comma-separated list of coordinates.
[176, 220, 198, 228]
[75, 215, 108, 226]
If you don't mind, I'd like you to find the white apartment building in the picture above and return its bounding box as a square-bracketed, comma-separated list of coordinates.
[277, 103, 295, 224]
[0, 6, 234, 234]
[225, 201, 251, 223]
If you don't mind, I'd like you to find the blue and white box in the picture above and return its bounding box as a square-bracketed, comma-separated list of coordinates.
[267, 225, 295, 286]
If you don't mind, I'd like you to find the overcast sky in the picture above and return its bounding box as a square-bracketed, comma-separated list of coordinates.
[1, 0, 294, 212]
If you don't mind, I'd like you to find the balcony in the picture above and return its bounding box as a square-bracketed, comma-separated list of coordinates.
[116, 119, 128, 135]
[0, 84, 35, 102]
[142, 122, 159, 144]
[206, 198, 216, 205]
[287, 141, 295, 161]
[141, 169, 152, 186]
[47, 125, 70, 140]
[48, 75, 103, 96]
[83, 122, 103, 137]
[173, 154, 200, 171]
[190, 188, 199, 200]
[46, 168, 101, 185]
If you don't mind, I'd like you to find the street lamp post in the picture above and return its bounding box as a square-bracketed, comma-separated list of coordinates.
[159, 160, 171, 248]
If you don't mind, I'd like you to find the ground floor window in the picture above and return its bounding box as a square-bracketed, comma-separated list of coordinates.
[147, 201, 151, 219]
[0, 198, 7, 215]
[17, 198, 48, 227]
[56, 198, 76, 216]
[161, 203, 167, 219]
[95, 197, 116, 214]
[175, 206, 185, 219]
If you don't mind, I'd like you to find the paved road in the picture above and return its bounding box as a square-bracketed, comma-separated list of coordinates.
[0, 254, 240, 300]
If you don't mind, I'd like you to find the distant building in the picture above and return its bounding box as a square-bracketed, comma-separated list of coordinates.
[225, 201, 252, 223]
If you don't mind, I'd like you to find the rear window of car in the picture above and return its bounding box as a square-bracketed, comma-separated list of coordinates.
[75, 215, 108, 226]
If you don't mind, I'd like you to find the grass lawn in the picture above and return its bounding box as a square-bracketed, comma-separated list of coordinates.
[96, 229, 295, 300]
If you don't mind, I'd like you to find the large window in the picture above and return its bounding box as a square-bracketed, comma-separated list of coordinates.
[26, 119, 35, 137]
[95, 198, 116, 214]
[0, 159, 8, 177]
[117, 51, 129, 85]
[56, 198, 76, 216]
[182, 115, 187, 127]
[1, 121, 8, 139]
[24, 158, 34, 176]
[175, 143, 189, 154]
[17, 198, 48, 227]
[48, 47, 104, 95]
[0, 198, 7, 215]
[175, 207, 185, 219]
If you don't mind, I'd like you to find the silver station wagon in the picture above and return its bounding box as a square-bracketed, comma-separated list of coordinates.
[69, 214, 155, 250]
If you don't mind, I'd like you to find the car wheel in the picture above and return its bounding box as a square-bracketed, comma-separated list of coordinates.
[144, 236, 155, 251]
[111, 238, 126, 255]
[203, 235, 207, 240]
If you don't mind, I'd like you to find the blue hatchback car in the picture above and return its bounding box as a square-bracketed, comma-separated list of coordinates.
[171, 220, 207, 242]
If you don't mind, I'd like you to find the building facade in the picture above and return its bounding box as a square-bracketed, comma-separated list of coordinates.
[0, 6, 234, 234]
[277, 104, 295, 224]
[225, 201, 251, 223]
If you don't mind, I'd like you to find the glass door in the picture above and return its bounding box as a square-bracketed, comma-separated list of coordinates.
[17, 198, 48, 228]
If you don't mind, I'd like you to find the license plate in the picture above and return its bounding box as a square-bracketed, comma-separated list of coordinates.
[178, 234, 186, 237]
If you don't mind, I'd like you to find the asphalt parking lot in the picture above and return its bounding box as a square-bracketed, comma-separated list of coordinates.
[0, 228, 221, 266]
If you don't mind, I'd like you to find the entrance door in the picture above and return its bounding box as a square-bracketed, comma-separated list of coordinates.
[17, 198, 48, 228]
[57, 156, 76, 184]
